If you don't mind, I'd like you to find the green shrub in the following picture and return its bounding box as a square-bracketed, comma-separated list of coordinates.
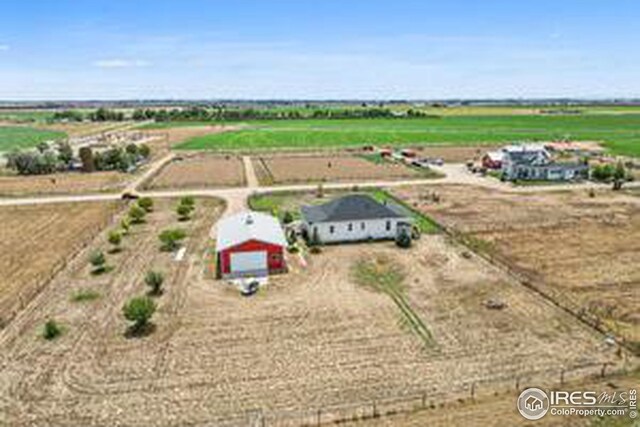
[123, 296, 156, 331]
[128, 205, 146, 224]
[71, 290, 100, 302]
[159, 228, 187, 251]
[138, 144, 151, 158]
[137, 197, 154, 212]
[89, 250, 107, 274]
[176, 204, 192, 221]
[180, 196, 195, 208]
[107, 230, 123, 252]
[591, 164, 615, 181]
[282, 210, 294, 224]
[43, 319, 62, 340]
[145, 270, 165, 296]
[120, 218, 131, 235]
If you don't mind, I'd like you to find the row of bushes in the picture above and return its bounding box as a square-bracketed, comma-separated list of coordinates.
[44, 197, 196, 340]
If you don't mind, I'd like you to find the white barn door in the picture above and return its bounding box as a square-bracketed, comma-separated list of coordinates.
[230, 251, 268, 276]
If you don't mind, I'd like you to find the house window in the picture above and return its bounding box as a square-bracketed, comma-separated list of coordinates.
[361, 222, 366, 230]
[348, 223, 353, 232]
[386, 220, 391, 231]
[329, 225, 335, 234]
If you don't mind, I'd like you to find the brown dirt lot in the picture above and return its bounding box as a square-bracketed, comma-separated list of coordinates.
[144, 153, 246, 190]
[0, 201, 122, 326]
[0, 207, 618, 427]
[0, 171, 129, 196]
[253, 155, 424, 185]
[394, 184, 640, 344]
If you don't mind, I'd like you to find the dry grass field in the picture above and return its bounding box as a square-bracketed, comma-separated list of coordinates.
[44, 121, 131, 137]
[0, 201, 121, 326]
[253, 154, 423, 185]
[394, 184, 640, 345]
[0, 171, 129, 196]
[0, 199, 618, 426]
[144, 154, 245, 189]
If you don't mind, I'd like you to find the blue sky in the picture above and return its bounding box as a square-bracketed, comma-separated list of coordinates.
[1, 0, 639, 100]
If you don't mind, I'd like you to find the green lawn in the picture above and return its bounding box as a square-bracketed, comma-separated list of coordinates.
[170, 115, 640, 157]
[0, 126, 67, 151]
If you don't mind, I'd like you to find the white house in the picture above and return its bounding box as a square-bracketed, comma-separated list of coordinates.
[501, 144, 588, 181]
[300, 194, 412, 244]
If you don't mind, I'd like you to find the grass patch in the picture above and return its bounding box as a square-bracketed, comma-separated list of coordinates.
[247, 192, 298, 217]
[359, 153, 387, 165]
[171, 115, 640, 157]
[352, 256, 435, 348]
[455, 232, 495, 255]
[70, 289, 101, 302]
[0, 126, 67, 151]
[249, 188, 441, 235]
[367, 188, 440, 234]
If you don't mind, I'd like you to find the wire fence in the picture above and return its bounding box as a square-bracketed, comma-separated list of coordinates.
[0, 217, 116, 329]
[198, 360, 634, 427]
[443, 226, 637, 352]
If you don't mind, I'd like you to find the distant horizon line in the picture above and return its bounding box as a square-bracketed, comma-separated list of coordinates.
[2, 97, 640, 105]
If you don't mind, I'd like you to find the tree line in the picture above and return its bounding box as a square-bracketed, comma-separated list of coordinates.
[51, 106, 436, 123]
[7, 142, 151, 175]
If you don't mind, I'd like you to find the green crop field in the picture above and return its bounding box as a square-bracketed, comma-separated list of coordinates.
[0, 126, 67, 151]
[173, 114, 640, 157]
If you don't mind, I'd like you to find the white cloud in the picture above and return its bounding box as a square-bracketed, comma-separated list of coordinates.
[0, 44, 9, 51]
[93, 59, 150, 68]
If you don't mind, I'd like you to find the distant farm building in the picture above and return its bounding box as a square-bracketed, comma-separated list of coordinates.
[482, 151, 504, 169]
[215, 211, 287, 279]
[301, 194, 412, 244]
[501, 144, 588, 181]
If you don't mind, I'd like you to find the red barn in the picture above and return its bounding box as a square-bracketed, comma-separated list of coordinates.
[215, 211, 287, 279]
[482, 151, 504, 170]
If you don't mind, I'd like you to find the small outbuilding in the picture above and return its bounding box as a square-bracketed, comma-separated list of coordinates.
[482, 151, 504, 169]
[215, 211, 287, 279]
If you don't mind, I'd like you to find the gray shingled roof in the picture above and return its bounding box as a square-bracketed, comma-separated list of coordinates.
[301, 194, 408, 223]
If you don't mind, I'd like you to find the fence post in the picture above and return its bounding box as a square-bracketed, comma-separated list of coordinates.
[515, 377, 520, 391]
[471, 382, 476, 400]
[422, 392, 427, 408]
[372, 400, 378, 418]
[316, 408, 321, 427]
[560, 368, 565, 385]
[601, 363, 608, 378]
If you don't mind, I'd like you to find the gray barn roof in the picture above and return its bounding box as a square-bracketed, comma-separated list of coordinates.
[301, 194, 408, 223]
